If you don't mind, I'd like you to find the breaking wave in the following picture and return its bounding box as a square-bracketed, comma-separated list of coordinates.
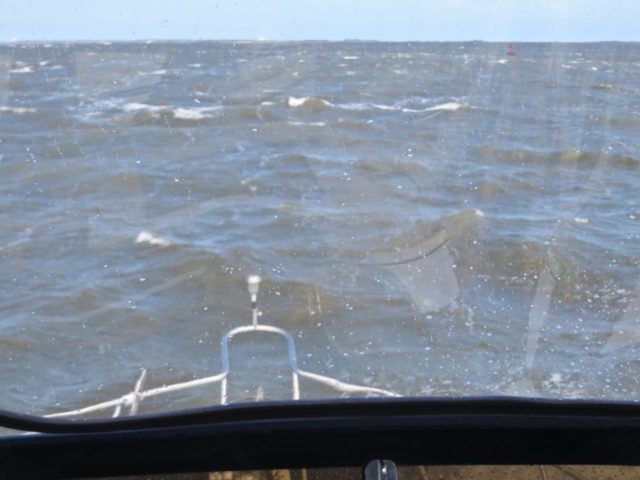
[121, 102, 223, 123]
[0, 106, 37, 114]
[135, 231, 172, 247]
[286, 97, 475, 114]
[287, 96, 333, 109]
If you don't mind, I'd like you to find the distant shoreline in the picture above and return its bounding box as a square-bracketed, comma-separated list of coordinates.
[1, 39, 639, 46]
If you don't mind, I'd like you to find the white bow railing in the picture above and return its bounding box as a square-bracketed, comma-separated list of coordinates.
[47, 276, 400, 419]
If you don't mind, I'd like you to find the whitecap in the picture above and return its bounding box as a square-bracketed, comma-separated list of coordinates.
[338, 102, 371, 111]
[402, 102, 472, 113]
[9, 65, 34, 74]
[0, 106, 36, 114]
[172, 107, 217, 120]
[574, 217, 589, 224]
[370, 101, 472, 114]
[343, 55, 359, 60]
[287, 96, 320, 107]
[287, 97, 309, 107]
[371, 103, 398, 111]
[422, 102, 469, 112]
[137, 68, 167, 76]
[288, 121, 326, 127]
[122, 102, 222, 120]
[122, 102, 159, 113]
[135, 231, 171, 247]
[496, 59, 509, 65]
[287, 96, 332, 108]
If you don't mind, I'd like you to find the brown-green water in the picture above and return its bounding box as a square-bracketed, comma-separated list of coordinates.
[0, 41, 639, 418]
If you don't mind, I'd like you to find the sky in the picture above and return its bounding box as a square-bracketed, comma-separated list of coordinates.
[0, 0, 639, 42]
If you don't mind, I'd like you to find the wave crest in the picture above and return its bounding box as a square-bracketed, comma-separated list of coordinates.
[287, 96, 332, 110]
[122, 103, 222, 123]
[481, 147, 640, 168]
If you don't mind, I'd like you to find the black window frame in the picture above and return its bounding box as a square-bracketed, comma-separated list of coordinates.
[2, 397, 640, 478]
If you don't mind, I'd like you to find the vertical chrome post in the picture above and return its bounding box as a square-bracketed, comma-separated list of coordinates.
[247, 275, 261, 328]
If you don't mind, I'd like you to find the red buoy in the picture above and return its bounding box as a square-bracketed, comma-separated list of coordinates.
[507, 43, 516, 56]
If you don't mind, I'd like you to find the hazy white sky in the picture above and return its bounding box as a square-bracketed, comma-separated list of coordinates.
[1, 0, 639, 42]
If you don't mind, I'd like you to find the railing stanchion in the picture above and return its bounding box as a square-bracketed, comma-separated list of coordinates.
[292, 372, 300, 400]
[129, 369, 147, 416]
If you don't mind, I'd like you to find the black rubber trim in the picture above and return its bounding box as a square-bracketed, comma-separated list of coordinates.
[2, 396, 640, 434]
[1, 397, 640, 478]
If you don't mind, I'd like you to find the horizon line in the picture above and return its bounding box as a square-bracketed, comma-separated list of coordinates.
[1, 38, 639, 45]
